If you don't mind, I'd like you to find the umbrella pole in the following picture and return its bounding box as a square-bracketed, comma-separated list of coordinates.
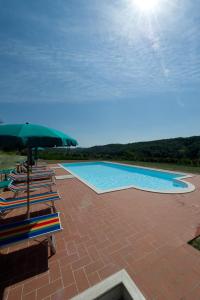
[35, 147, 38, 166]
[26, 147, 31, 218]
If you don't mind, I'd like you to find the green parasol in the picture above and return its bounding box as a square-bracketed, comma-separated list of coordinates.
[0, 123, 78, 217]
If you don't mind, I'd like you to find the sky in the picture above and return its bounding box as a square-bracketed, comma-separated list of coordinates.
[0, 0, 200, 147]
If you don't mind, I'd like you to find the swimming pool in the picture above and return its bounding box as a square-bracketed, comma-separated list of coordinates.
[60, 161, 195, 194]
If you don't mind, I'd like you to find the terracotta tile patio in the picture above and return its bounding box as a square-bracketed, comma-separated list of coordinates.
[1, 164, 200, 300]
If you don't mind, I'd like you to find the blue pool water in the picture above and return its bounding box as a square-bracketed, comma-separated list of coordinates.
[61, 162, 194, 193]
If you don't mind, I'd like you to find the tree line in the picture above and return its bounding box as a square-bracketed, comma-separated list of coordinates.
[38, 136, 200, 166]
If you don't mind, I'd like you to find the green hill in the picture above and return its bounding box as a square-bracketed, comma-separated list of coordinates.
[40, 136, 200, 166]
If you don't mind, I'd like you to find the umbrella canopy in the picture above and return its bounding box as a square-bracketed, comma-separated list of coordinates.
[0, 123, 78, 149]
[0, 123, 78, 218]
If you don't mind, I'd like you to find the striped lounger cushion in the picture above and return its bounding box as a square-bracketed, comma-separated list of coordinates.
[0, 191, 60, 211]
[0, 213, 62, 248]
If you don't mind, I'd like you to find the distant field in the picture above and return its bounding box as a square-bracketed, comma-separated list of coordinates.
[45, 159, 200, 174]
[0, 151, 25, 169]
[117, 160, 200, 174]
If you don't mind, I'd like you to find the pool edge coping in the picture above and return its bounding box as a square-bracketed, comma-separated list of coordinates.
[70, 269, 146, 300]
[59, 161, 195, 194]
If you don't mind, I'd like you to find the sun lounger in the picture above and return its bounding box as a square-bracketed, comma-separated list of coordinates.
[14, 169, 54, 175]
[16, 179, 55, 188]
[19, 166, 49, 173]
[8, 180, 55, 196]
[16, 161, 50, 174]
[22, 164, 50, 172]
[9, 171, 54, 183]
[0, 212, 62, 254]
[30, 168, 51, 173]
[0, 191, 60, 215]
[0, 180, 12, 189]
[0, 169, 14, 181]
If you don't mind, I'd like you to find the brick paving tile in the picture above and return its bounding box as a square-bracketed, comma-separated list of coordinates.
[98, 263, 121, 280]
[73, 268, 89, 293]
[55, 238, 66, 252]
[87, 245, 100, 261]
[98, 250, 113, 265]
[95, 239, 111, 250]
[49, 261, 61, 282]
[60, 264, 75, 287]
[115, 244, 135, 259]
[83, 238, 97, 248]
[84, 259, 105, 275]
[51, 283, 78, 300]
[110, 252, 129, 268]
[99, 241, 124, 256]
[22, 290, 37, 300]
[71, 255, 91, 271]
[66, 241, 77, 256]
[37, 278, 63, 300]
[7, 285, 23, 300]
[58, 253, 79, 267]
[76, 244, 88, 258]
[86, 271, 101, 286]
[184, 283, 200, 300]
[23, 274, 49, 295]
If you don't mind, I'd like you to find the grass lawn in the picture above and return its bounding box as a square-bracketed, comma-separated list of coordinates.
[45, 159, 200, 174]
[189, 237, 200, 251]
[117, 160, 200, 174]
[0, 151, 25, 169]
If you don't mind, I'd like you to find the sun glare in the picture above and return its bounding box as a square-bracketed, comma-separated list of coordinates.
[134, 0, 160, 13]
